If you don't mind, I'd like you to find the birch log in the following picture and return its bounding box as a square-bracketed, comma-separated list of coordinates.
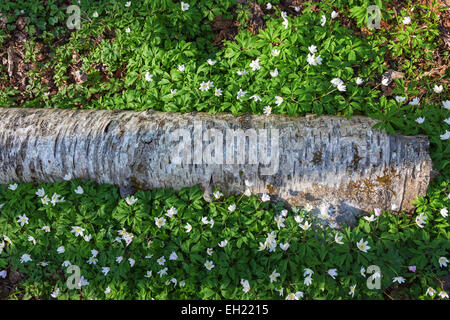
[0, 108, 432, 225]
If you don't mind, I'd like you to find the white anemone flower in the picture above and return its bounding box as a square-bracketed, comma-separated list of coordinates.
[62, 261, 71, 267]
[71, 226, 84, 237]
[237, 89, 247, 100]
[334, 233, 344, 245]
[87, 256, 98, 265]
[41, 195, 50, 205]
[286, 291, 303, 300]
[155, 217, 166, 228]
[395, 96, 406, 103]
[241, 279, 250, 293]
[74, 186, 84, 194]
[349, 284, 356, 297]
[438, 257, 448, 268]
[269, 270, 280, 283]
[144, 271, 152, 278]
[415, 117, 425, 124]
[415, 212, 427, 228]
[165, 207, 177, 218]
[36, 188, 45, 197]
[144, 71, 153, 82]
[157, 256, 166, 266]
[328, 268, 338, 279]
[50, 288, 60, 298]
[364, 215, 376, 222]
[433, 84, 443, 93]
[440, 130, 450, 141]
[275, 96, 283, 106]
[409, 97, 420, 106]
[181, 2, 190, 11]
[9, 183, 18, 191]
[102, 267, 110, 276]
[299, 221, 311, 231]
[17, 214, 29, 226]
[307, 53, 322, 65]
[169, 251, 178, 261]
[393, 276, 405, 284]
[249, 58, 261, 71]
[28, 236, 36, 245]
[356, 238, 370, 253]
[304, 276, 313, 286]
[204, 260, 215, 270]
[270, 68, 279, 77]
[218, 240, 228, 248]
[157, 267, 168, 277]
[443, 100, 450, 110]
[20, 254, 32, 263]
[426, 287, 436, 297]
[125, 196, 138, 205]
[360, 266, 366, 277]
[199, 82, 209, 91]
[304, 268, 314, 277]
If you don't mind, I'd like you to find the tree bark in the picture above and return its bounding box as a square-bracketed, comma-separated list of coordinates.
[0, 108, 432, 225]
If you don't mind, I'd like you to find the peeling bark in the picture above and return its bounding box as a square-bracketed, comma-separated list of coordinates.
[0, 108, 432, 225]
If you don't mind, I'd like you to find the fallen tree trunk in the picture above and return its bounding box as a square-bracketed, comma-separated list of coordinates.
[0, 108, 432, 225]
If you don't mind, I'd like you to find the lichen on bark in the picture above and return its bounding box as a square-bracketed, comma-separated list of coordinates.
[0, 108, 432, 225]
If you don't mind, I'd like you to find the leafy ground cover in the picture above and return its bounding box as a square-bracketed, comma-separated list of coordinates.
[0, 0, 449, 299]
[0, 181, 449, 300]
